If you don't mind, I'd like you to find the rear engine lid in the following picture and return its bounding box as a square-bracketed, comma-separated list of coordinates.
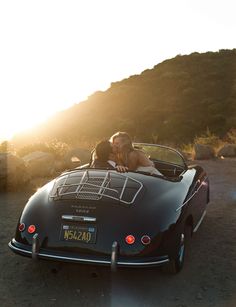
[50, 170, 143, 205]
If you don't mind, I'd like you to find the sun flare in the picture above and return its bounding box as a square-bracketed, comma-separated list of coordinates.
[0, 108, 51, 141]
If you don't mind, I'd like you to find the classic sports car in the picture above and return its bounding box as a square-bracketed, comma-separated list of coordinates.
[9, 144, 209, 273]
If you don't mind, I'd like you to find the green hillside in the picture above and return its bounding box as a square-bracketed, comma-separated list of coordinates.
[14, 49, 236, 146]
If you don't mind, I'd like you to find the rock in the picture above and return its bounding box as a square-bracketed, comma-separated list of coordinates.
[194, 143, 215, 160]
[217, 144, 236, 157]
[0, 153, 30, 190]
[22, 151, 55, 177]
[64, 148, 91, 169]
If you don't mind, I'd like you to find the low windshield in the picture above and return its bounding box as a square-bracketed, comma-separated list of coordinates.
[133, 143, 186, 169]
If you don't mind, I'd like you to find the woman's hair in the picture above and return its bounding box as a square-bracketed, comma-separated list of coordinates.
[110, 131, 134, 166]
[110, 132, 133, 150]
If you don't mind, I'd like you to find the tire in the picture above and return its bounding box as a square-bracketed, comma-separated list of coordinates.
[162, 225, 191, 274]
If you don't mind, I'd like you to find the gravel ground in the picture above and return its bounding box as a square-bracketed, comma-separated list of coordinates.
[0, 158, 236, 307]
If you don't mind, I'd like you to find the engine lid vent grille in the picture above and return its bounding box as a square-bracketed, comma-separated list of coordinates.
[50, 170, 143, 205]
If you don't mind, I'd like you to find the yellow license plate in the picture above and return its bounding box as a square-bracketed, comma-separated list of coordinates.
[60, 224, 97, 243]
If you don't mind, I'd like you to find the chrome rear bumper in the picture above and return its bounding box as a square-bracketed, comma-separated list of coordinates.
[8, 239, 169, 267]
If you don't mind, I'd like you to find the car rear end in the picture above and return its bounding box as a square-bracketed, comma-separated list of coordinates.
[9, 169, 184, 269]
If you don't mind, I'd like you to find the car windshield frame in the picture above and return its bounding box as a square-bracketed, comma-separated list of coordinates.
[133, 143, 187, 169]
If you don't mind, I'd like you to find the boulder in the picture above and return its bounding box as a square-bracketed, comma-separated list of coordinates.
[0, 153, 30, 190]
[194, 144, 215, 160]
[217, 144, 236, 157]
[22, 151, 56, 177]
[64, 148, 91, 169]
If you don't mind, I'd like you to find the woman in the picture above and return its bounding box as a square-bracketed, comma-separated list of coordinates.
[110, 132, 162, 175]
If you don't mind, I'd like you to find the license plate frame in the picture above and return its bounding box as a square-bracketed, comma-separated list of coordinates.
[60, 224, 97, 244]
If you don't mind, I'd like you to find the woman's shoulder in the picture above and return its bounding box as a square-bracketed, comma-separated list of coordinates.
[134, 149, 154, 167]
[129, 150, 140, 159]
[133, 149, 147, 158]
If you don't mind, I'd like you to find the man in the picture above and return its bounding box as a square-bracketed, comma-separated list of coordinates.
[91, 140, 116, 168]
[91, 140, 128, 172]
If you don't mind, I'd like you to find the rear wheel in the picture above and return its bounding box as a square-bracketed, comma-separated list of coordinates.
[162, 225, 191, 274]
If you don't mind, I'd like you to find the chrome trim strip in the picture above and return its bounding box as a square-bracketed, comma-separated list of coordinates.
[118, 259, 169, 266]
[193, 210, 206, 233]
[8, 241, 169, 266]
[9, 242, 32, 255]
[61, 215, 96, 222]
[176, 177, 208, 211]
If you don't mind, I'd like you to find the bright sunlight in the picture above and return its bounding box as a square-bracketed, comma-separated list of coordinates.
[1, 0, 236, 141]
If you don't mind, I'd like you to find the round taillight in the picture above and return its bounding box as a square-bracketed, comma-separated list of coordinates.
[28, 225, 36, 234]
[125, 235, 135, 245]
[141, 235, 151, 245]
[18, 223, 25, 232]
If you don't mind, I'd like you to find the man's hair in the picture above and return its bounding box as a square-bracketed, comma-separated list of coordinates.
[95, 140, 112, 162]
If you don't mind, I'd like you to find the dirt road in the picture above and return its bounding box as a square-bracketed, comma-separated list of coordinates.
[0, 158, 236, 307]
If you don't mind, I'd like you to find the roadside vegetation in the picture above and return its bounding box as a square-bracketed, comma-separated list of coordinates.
[1, 128, 236, 160]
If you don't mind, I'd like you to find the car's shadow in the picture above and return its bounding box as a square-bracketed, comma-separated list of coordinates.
[17, 246, 195, 307]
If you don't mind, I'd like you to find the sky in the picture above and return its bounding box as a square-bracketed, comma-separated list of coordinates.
[0, 0, 236, 141]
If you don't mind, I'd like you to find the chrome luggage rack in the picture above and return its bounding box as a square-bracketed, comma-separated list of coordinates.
[50, 170, 143, 205]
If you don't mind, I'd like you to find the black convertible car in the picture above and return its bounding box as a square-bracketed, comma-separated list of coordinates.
[9, 143, 209, 273]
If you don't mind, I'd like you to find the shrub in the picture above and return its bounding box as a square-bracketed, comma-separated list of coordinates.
[225, 128, 236, 144]
[0, 141, 9, 153]
[17, 139, 69, 159]
[0, 141, 15, 153]
[180, 143, 194, 155]
[194, 128, 222, 148]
